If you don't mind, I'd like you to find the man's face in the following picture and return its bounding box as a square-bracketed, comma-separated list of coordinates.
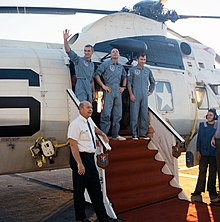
[111, 48, 120, 60]
[84, 47, 93, 60]
[138, 56, 146, 68]
[80, 102, 93, 119]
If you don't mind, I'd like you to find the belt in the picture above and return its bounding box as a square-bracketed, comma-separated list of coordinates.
[79, 152, 95, 155]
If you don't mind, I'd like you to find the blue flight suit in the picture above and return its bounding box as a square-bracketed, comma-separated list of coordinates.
[127, 65, 155, 137]
[95, 59, 127, 138]
[67, 50, 94, 103]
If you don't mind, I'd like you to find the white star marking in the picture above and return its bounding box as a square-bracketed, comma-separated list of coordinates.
[157, 83, 173, 110]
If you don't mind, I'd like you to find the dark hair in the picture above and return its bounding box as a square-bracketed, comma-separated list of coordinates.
[206, 108, 218, 121]
[84, 44, 94, 51]
[137, 53, 147, 59]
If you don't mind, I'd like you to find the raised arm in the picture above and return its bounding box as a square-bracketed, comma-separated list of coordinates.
[63, 29, 72, 53]
[63, 29, 80, 64]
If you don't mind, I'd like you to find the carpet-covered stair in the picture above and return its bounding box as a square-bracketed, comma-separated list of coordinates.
[105, 139, 220, 222]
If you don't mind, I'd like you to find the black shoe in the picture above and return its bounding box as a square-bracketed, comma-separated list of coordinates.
[209, 192, 218, 197]
[99, 217, 120, 222]
[107, 218, 120, 222]
[211, 195, 220, 203]
[191, 191, 201, 196]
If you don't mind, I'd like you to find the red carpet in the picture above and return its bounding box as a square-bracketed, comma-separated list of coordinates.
[105, 139, 220, 222]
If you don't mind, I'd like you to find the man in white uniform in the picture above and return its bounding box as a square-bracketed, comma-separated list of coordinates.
[68, 101, 110, 222]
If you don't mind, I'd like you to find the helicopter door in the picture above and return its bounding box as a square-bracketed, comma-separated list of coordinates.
[196, 86, 209, 108]
[195, 85, 209, 123]
[196, 84, 220, 121]
[186, 85, 210, 167]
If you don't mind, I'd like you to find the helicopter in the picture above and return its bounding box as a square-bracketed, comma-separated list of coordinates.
[0, 0, 220, 176]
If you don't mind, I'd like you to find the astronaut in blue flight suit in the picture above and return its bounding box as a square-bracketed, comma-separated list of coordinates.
[95, 48, 127, 141]
[127, 54, 155, 140]
[63, 29, 95, 103]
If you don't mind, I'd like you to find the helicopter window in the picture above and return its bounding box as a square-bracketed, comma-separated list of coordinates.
[180, 42, 191, 55]
[156, 81, 173, 112]
[209, 84, 220, 95]
[195, 87, 209, 109]
[198, 62, 205, 69]
[94, 36, 184, 70]
[68, 33, 79, 45]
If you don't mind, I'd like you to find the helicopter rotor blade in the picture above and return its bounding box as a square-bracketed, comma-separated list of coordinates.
[178, 15, 220, 20]
[167, 27, 220, 64]
[0, 6, 117, 15]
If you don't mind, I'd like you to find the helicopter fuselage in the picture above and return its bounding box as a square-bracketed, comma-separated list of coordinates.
[0, 12, 219, 175]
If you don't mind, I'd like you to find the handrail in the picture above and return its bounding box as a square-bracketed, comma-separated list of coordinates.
[149, 105, 185, 144]
[66, 88, 111, 150]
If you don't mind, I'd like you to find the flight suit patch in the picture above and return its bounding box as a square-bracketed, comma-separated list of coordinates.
[134, 69, 140, 75]
[110, 65, 115, 72]
[84, 60, 89, 67]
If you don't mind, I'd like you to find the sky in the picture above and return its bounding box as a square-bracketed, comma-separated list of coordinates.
[0, 0, 219, 55]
